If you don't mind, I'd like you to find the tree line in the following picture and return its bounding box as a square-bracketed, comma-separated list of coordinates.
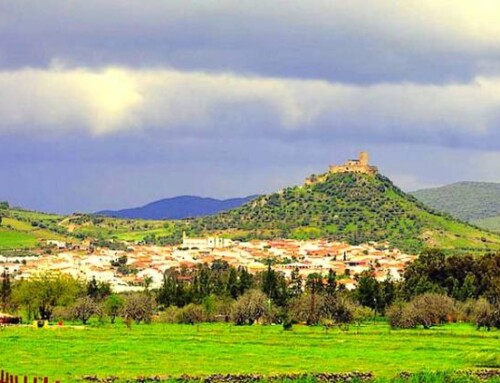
[0, 250, 498, 330]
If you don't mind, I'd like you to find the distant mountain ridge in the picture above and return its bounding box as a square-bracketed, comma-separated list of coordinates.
[411, 181, 500, 233]
[96, 195, 258, 220]
[411, 182, 500, 221]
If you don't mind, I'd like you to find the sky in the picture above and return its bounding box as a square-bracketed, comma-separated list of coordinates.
[1, 0, 500, 214]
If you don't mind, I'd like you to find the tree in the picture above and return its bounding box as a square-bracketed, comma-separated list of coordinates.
[261, 259, 278, 301]
[290, 294, 325, 326]
[289, 267, 303, 298]
[387, 301, 417, 329]
[472, 298, 500, 331]
[355, 270, 380, 311]
[121, 293, 155, 324]
[12, 273, 84, 320]
[305, 273, 324, 325]
[352, 305, 374, 332]
[322, 293, 354, 327]
[411, 293, 456, 328]
[72, 297, 99, 325]
[227, 267, 239, 299]
[176, 303, 204, 324]
[326, 269, 337, 297]
[1, 269, 12, 312]
[104, 294, 124, 324]
[238, 267, 253, 295]
[387, 293, 456, 329]
[157, 269, 178, 307]
[86, 277, 112, 301]
[378, 274, 396, 315]
[401, 249, 447, 299]
[232, 289, 268, 325]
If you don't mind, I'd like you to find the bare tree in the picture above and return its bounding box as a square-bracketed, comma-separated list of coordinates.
[232, 289, 268, 325]
[121, 293, 155, 324]
[72, 296, 99, 325]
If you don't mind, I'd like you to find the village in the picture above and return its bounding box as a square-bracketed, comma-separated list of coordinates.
[0, 234, 416, 292]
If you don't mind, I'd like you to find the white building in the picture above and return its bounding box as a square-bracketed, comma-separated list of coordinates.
[182, 232, 233, 249]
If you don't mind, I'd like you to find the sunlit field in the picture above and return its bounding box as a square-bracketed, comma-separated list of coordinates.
[1, 322, 498, 383]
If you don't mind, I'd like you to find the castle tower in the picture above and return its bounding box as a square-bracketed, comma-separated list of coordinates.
[359, 151, 369, 166]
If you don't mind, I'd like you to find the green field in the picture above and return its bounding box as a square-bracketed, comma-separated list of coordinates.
[0, 323, 498, 382]
[0, 216, 71, 250]
[0, 227, 38, 249]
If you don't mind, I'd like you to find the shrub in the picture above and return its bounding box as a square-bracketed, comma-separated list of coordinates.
[387, 301, 417, 329]
[471, 298, 500, 330]
[157, 306, 181, 324]
[51, 305, 75, 322]
[387, 294, 457, 329]
[411, 293, 457, 328]
[175, 303, 204, 324]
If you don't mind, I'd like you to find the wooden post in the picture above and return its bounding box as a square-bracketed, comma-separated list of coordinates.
[1, 370, 4, 383]
[33, 377, 37, 383]
[23, 377, 28, 383]
[43, 378, 48, 383]
[5, 372, 9, 383]
[15, 376, 18, 383]
[9, 374, 14, 383]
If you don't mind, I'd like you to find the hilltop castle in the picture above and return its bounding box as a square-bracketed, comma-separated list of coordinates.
[329, 151, 378, 175]
[305, 151, 378, 185]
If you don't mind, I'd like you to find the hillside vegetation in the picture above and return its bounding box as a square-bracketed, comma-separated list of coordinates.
[191, 173, 500, 252]
[0, 204, 70, 250]
[411, 182, 500, 223]
[0, 204, 184, 250]
[2, 175, 500, 253]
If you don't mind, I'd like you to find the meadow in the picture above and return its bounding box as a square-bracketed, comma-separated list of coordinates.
[0, 322, 498, 383]
[0, 227, 37, 250]
[0, 215, 69, 250]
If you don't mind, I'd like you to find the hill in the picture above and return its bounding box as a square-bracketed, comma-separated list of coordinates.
[411, 182, 500, 221]
[0, 204, 70, 251]
[471, 215, 500, 233]
[96, 195, 257, 220]
[2, 173, 500, 253]
[190, 172, 500, 252]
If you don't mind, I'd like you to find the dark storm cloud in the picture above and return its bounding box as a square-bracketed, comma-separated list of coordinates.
[2, 1, 500, 84]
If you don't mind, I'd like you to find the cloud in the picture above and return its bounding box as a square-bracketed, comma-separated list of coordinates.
[0, 66, 142, 135]
[1, 65, 500, 149]
[2, 1, 500, 84]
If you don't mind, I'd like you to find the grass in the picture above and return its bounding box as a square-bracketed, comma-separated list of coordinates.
[0, 227, 38, 250]
[0, 322, 498, 382]
[0, 217, 70, 250]
[420, 213, 500, 251]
